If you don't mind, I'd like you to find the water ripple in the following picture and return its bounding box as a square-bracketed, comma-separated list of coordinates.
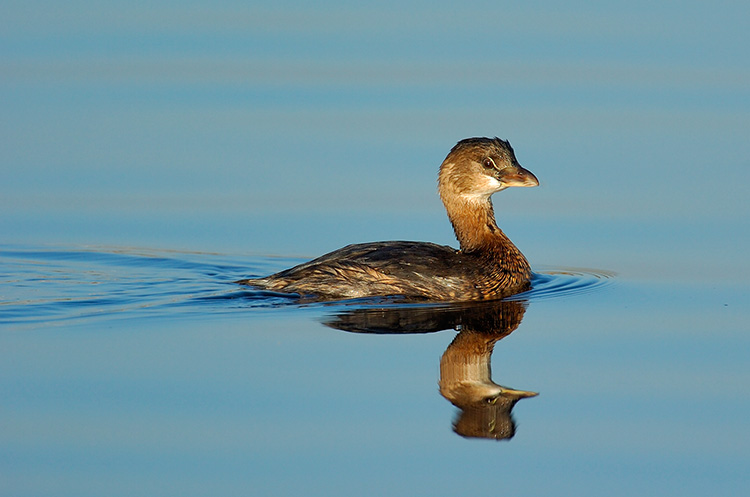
[0, 245, 613, 327]
[515, 267, 616, 301]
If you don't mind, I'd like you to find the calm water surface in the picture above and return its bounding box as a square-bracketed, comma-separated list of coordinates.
[1, 244, 747, 496]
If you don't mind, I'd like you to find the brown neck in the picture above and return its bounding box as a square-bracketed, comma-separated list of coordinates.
[442, 196, 506, 249]
[442, 194, 531, 275]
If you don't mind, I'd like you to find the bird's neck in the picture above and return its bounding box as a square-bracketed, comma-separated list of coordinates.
[443, 195, 503, 249]
[443, 194, 531, 273]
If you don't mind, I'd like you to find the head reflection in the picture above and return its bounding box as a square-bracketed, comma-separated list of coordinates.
[324, 299, 537, 441]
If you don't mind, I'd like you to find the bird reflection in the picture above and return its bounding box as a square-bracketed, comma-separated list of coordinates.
[324, 299, 537, 441]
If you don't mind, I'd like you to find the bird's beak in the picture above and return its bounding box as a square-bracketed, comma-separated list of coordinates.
[501, 164, 539, 188]
[498, 386, 539, 399]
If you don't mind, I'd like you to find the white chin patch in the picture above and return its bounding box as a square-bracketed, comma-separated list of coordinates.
[477, 175, 504, 194]
[460, 176, 504, 201]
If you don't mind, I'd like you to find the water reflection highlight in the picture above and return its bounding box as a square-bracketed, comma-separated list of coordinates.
[325, 299, 537, 441]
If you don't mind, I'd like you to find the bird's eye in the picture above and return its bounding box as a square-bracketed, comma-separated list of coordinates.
[483, 158, 496, 169]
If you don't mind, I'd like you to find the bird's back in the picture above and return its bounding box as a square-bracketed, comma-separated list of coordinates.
[239, 241, 527, 301]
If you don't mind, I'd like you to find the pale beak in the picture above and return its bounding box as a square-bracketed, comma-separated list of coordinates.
[498, 386, 539, 399]
[501, 164, 539, 188]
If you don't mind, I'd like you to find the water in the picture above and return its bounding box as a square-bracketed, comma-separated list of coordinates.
[1, 245, 747, 496]
[2, 1, 749, 496]
[0, 245, 614, 326]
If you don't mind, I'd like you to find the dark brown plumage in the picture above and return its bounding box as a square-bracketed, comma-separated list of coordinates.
[237, 137, 539, 301]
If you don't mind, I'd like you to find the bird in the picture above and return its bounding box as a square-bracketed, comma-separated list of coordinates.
[238, 137, 539, 301]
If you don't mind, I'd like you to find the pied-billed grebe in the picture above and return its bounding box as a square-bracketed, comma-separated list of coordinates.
[238, 137, 539, 301]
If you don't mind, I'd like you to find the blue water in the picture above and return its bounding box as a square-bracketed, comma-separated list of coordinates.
[0, 245, 613, 327]
[2, 1, 749, 496]
[1, 245, 747, 496]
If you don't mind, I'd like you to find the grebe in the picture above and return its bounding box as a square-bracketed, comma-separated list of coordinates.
[238, 137, 539, 301]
